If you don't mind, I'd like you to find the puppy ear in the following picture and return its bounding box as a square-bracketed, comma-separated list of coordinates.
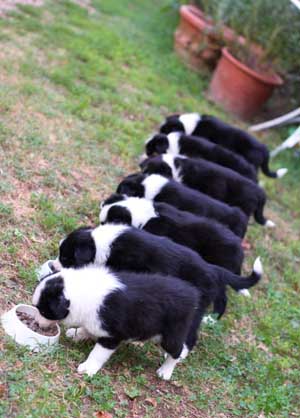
[139, 157, 150, 170]
[116, 180, 144, 197]
[146, 134, 168, 156]
[74, 245, 95, 266]
[106, 206, 132, 225]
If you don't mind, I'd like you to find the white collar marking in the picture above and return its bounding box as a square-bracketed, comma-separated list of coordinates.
[100, 197, 158, 228]
[62, 266, 124, 337]
[142, 174, 169, 200]
[92, 224, 130, 266]
[179, 113, 201, 135]
[162, 154, 182, 182]
[167, 132, 181, 155]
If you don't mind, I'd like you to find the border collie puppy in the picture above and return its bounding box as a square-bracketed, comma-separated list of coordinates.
[159, 113, 287, 179]
[100, 194, 244, 274]
[116, 173, 248, 238]
[145, 132, 257, 182]
[140, 155, 275, 227]
[32, 267, 198, 380]
[55, 223, 262, 350]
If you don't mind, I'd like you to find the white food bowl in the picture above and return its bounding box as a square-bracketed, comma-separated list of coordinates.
[36, 259, 57, 281]
[1, 304, 60, 351]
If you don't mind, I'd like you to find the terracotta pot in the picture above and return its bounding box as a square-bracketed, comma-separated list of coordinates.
[174, 5, 262, 72]
[174, 5, 221, 71]
[209, 48, 283, 120]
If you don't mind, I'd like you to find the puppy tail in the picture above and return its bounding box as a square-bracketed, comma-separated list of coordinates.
[261, 153, 288, 179]
[225, 257, 263, 292]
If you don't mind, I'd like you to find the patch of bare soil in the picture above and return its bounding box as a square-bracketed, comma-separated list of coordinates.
[0, 0, 43, 17]
[72, 0, 96, 14]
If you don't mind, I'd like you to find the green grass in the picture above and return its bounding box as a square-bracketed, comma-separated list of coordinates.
[0, 1, 299, 417]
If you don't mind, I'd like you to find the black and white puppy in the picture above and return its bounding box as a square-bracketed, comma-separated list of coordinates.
[159, 113, 287, 179]
[55, 223, 262, 350]
[100, 194, 244, 274]
[145, 132, 257, 182]
[140, 155, 275, 227]
[116, 173, 248, 238]
[33, 267, 198, 380]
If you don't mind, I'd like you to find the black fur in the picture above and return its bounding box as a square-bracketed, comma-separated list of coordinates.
[59, 227, 96, 268]
[116, 173, 248, 238]
[58, 225, 261, 348]
[99, 272, 198, 357]
[35, 276, 70, 320]
[101, 196, 244, 274]
[160, 114, 279, 177]
[141, 155, 269, 225]
[146, 133, 257, 182]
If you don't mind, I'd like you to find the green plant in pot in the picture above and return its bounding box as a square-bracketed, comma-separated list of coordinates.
[198, 0, 300, 119]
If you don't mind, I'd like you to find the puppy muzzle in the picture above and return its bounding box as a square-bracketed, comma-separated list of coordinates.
[35, 311, 57, 328]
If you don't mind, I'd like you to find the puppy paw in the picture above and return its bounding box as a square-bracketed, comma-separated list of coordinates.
[77, 361, 99, 377]
[66, 328, 78, 339]
[238, 289, 251, 298]
[202, 315, 217, 325]
[66, 327, 90, 341]
[157, 364, 173, 381]
[179, 345, 189, 360]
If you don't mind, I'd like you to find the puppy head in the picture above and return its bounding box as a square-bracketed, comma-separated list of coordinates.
[140, 156, 173, 178]
[160, 114, 184, 135]
[58, 227, 96, 269]
[145, 134, 169, 156]
[32, 273, 70, 326]
[116, 173, 146, 197]
[100, 204, 132, 226]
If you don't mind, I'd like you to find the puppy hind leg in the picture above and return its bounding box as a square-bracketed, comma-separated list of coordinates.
[157, 323, 190, 380]
[185, 306, 204, 351]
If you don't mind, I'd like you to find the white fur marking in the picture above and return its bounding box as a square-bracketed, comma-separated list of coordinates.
[100, 197, 157, 229]
[162, 154, 182, 182]
[179, 344, 189, 359]
[265, 220, 276, 228]
[167, 132, 181, 155]
[142, 174, 169, 201]
[61, 266, 125, 338]
[253, 257, 263, 275]
[238, 289, 251, 297]
[276, 168, 288, 178]
[92, 224, 129, 266]
[179, 113, 201, 136]
[202, 315, 217, 325]
[157, 355, 180, 380]
[77, 343, 115, 376]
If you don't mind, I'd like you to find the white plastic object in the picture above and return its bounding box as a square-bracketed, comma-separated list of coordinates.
[36, 259, 56, 281]
[1, 304, 60, 351]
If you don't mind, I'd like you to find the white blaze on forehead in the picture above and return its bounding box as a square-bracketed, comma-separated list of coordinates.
[142, 174, 169, 200]
[32, 272, 62, 306]
[162, 154, 182, 182]
[167, 132, 181, 155]
[92, 224, 130, 265]
[100, 197, 158, 228]
[179, 113, 201, 135]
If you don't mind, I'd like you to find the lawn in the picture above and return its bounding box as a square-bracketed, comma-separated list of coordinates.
[0, 1, 299, 417]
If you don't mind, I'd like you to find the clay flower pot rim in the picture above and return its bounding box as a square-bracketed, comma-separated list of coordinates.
[222, 47, 283, 86]
[180, 4, 214, 32]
